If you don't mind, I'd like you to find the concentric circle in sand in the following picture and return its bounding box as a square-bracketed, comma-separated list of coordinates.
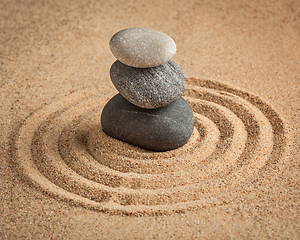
[14, 78, 290, 215]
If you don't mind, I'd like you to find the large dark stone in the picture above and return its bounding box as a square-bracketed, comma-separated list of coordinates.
[101, 94, 194, 151]
[110, 60, 186, 109]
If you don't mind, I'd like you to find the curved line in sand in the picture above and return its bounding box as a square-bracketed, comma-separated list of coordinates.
[14, 79, 291, 215]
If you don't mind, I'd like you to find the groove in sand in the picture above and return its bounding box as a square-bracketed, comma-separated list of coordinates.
[14, 78, 290, 215]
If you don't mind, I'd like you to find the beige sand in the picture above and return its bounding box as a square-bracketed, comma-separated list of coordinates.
[1, 0, 299, 239]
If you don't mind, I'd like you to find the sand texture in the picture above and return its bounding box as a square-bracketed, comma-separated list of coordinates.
[1, 0, 300, 239]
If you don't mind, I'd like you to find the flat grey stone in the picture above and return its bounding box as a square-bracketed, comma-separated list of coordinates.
[110, 60, 186, 109]
[101, 94, 194, 152]
[109, 27, 176, 68]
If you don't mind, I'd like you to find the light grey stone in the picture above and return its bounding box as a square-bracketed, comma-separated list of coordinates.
[109, 27, 176, 68]
[110, 60, 186, 109]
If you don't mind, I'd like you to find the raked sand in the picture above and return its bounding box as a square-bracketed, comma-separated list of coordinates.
[1, 0, 299, 239]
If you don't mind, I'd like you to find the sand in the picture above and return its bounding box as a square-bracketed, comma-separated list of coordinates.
[1, 0, 299, 239]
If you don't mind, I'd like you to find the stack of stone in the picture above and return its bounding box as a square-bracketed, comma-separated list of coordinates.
[101, 28, 194, 151]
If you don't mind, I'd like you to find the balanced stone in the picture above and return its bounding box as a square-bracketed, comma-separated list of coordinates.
[101, 94, 194, 152]
[110, 60, 186, 109]
[109, 27, 176, 68]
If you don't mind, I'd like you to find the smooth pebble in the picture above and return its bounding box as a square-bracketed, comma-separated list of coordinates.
[109, 27, 176, 68]
[110, 60, 186, 109]
[101, 94, 194, 152]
